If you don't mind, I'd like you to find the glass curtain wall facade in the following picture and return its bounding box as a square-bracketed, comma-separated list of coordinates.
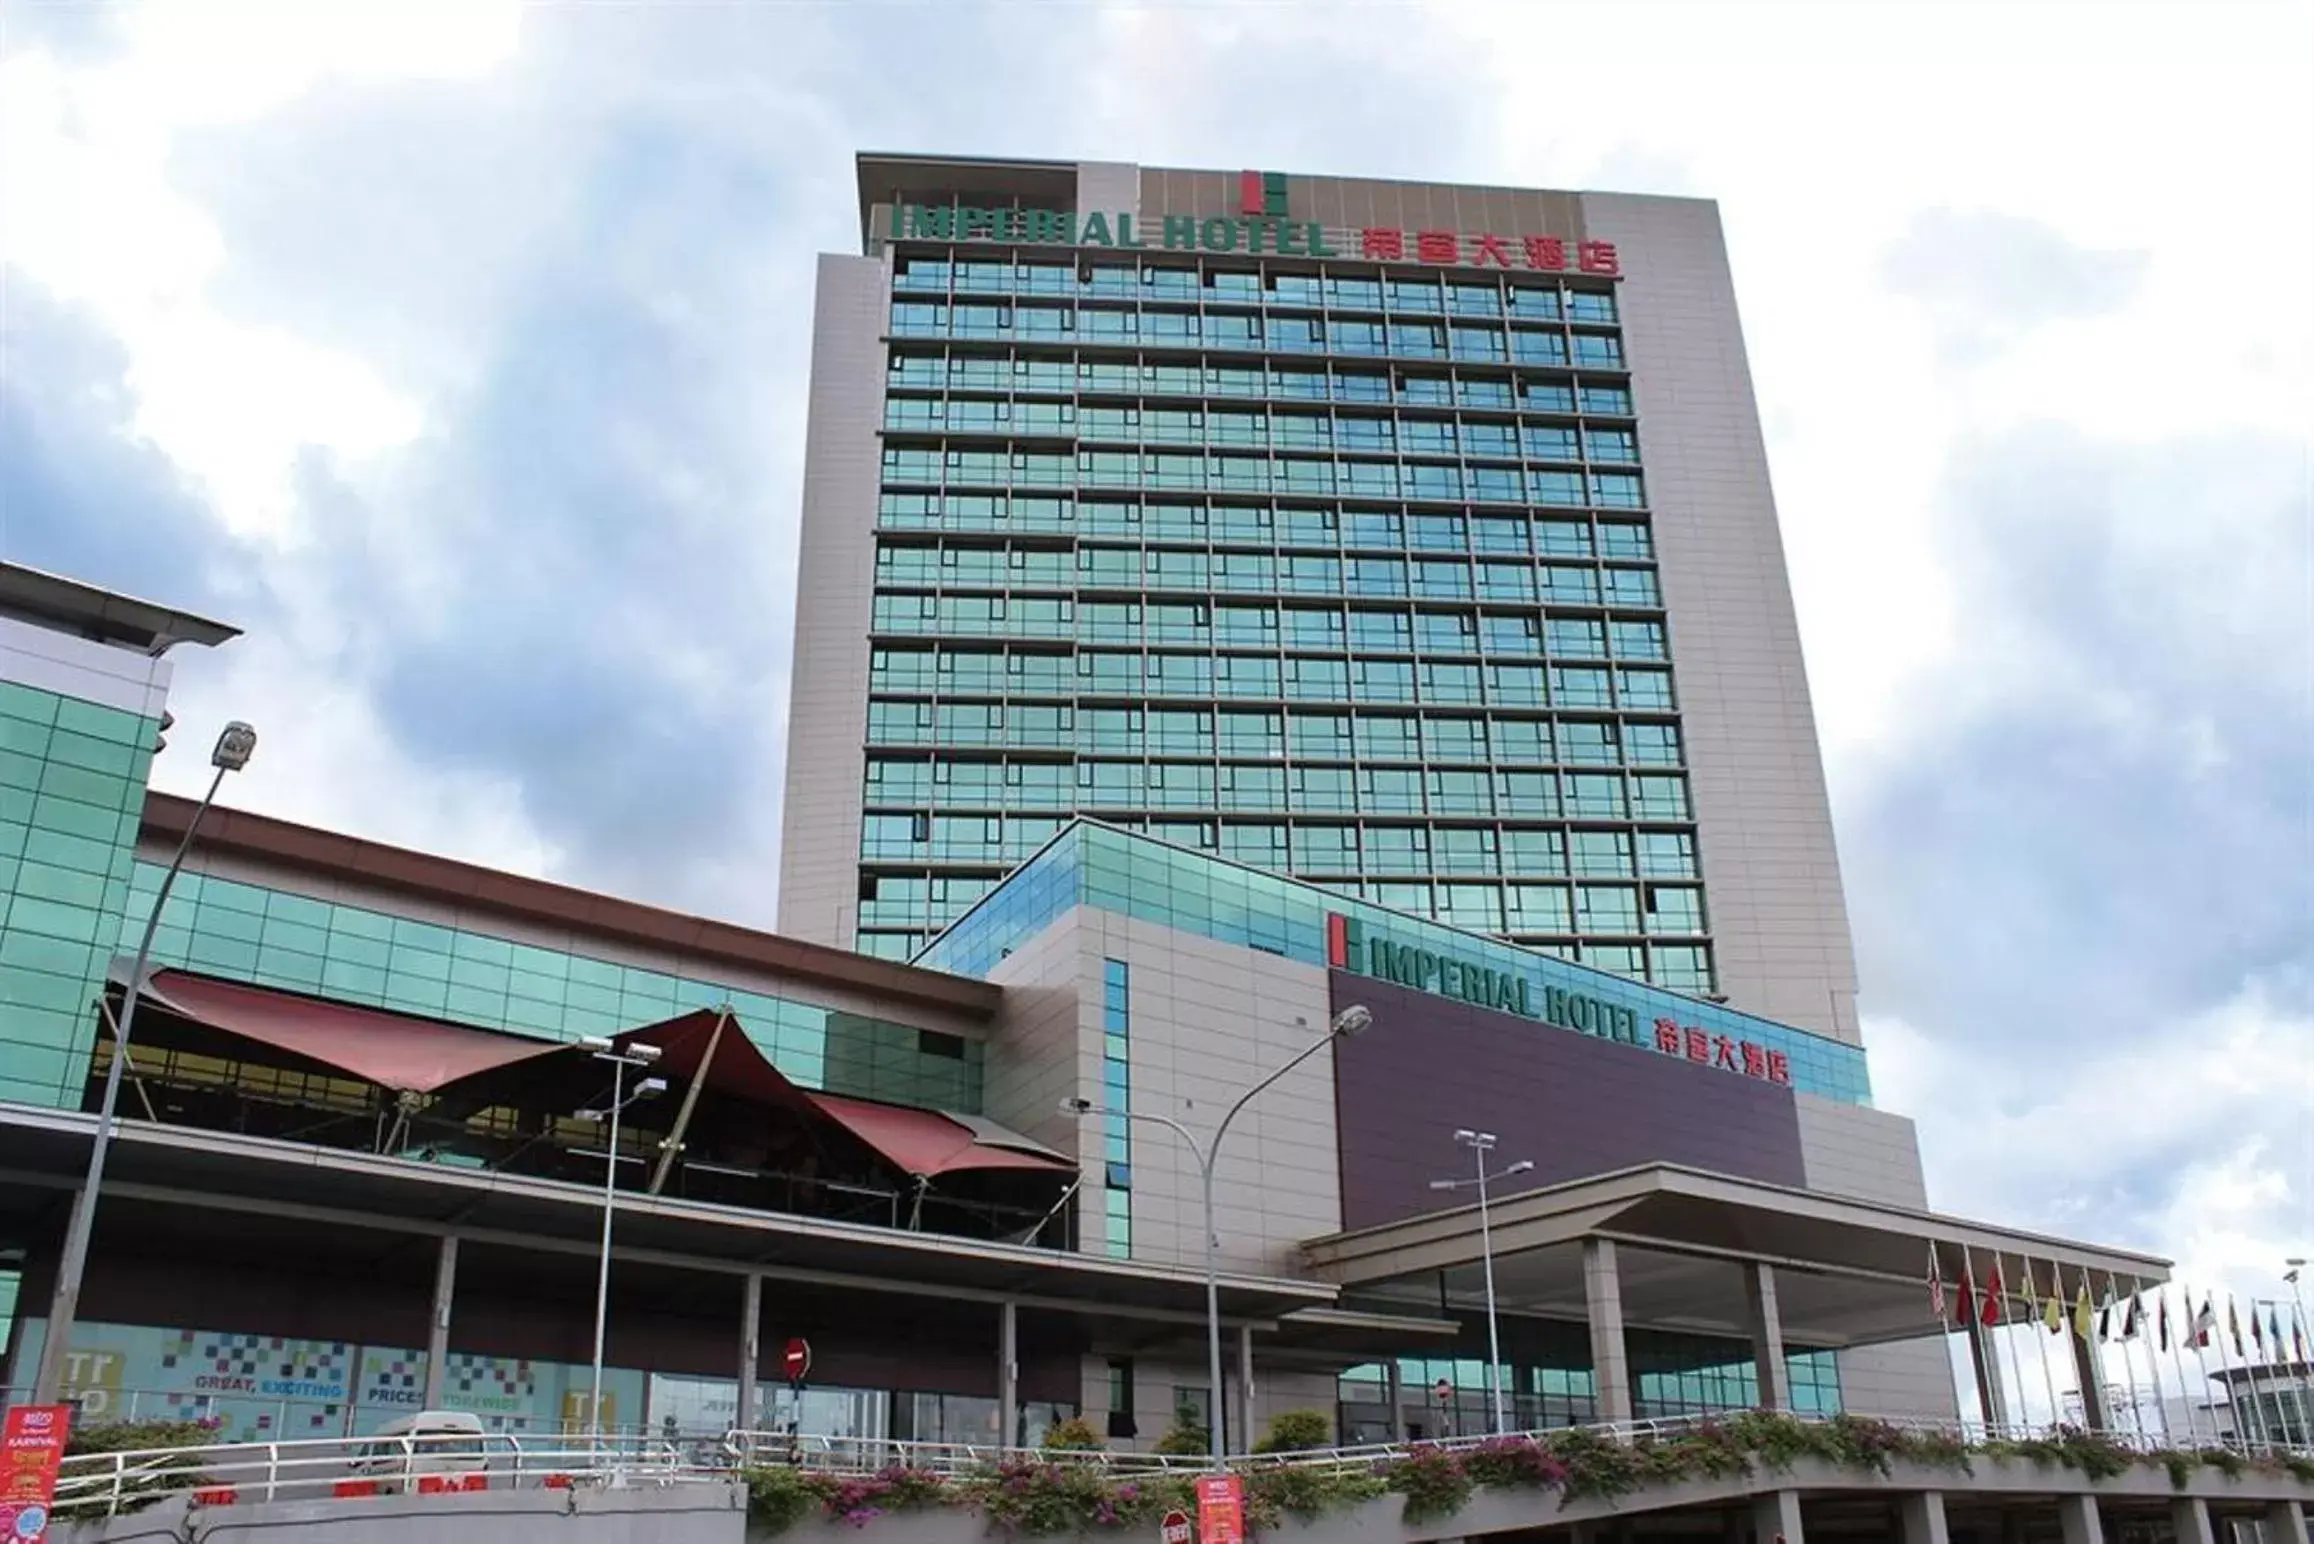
[854, 242, 1708, 999]
[1336, 1330, 1843, 1444]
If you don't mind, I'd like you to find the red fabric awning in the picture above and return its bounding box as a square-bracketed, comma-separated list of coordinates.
[141, 970, 569, 1093]
[614, 1010, 1067, 1178]
[612, 1008, 821, 1115]
[806, 1092, 1073, 1179]
[139, 975, 1072, 1182]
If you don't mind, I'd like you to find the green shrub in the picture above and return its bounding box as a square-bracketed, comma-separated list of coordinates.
[1252, 1409, 1332, 1453]
[1152, 1404, 1208, 1457]
[1388, 1445, 1473, 1524]
[1041, 1417, 1106, 1452]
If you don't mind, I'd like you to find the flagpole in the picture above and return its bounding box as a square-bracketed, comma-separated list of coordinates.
[2108, 1273, 2150, 1448]
[2069, 1266, 2097, 1428]
[2160, 1285, 2203, 1446]
[1929, 1242, 1968, 1433]
[2226, 1294, 2269, 1448]
[2215, 1292, 2258, 1448]
[2289, 1301, 2314, 1449]
[2263, 1300, 2312, 1450]
[1993, 1253, 2031, 1434]
[2132, 1278, 2173, 1445]
[2187, 1289, 2223, 1448]
[2031, 1259, 2064, 1435]
[1961, 1242, 1998, 1432]
[2124, 1279, 2158, 1444]
[2248, 1299, 2284, 1451]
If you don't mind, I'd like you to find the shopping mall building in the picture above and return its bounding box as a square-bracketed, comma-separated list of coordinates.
[0, 159, 2204, 1456]
[0, 553, 2168, 1450]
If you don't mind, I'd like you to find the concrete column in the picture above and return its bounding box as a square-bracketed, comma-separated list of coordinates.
[2265, 1501, 2312, 1544]
[2057, 1494, 2104, 1544]
[1965, 1313, 2010, 1428]
[1751, 1488, 1805, 1544]
[1897, 1492, 1950, 1544]
[1745, 1262, 1789, 1412]
[2069, 1333, 2113, 1431]
[1236, 1323, 1255, 1455]
[1583, 1238, 1633, 1424]
[2168, 1497, 2216, 1544]
[735, 1273, 761, 1431]
[421, 1235, 457, 1409]
[1385, 1357, 1403, 1442]
[998, 1301, 1019, 1448]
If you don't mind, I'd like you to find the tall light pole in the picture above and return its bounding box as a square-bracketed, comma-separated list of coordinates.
[1428, 1130, 1533, 1436]
[1064, 1002, 1373, 1466]
[34, 721, 257, 1405]
[2281, 1261, 2312, 1447]
[573, 1038, 664, 1445]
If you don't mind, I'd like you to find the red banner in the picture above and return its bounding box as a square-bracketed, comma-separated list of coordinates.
[1194, 1474, 1244, 1544]
[0, 1404, 72, 1541]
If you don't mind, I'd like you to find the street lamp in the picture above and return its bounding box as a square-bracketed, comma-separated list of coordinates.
[573, 1038, 664, 1445]
[34, 722, 257, 1404]
[2285, 1260, 2313, 1446]
[1428, 1130, 1534, 1436]
[1063, 1002, 1373, 1465]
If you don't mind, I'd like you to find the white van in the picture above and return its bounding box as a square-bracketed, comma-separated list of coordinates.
[344, 1411, 491, 1494]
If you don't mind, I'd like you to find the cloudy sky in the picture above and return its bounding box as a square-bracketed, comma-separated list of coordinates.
[3, 0, 2308, 1330]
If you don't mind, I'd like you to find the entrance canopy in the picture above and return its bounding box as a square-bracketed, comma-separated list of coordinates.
[1301, 1164, 2172, 1349]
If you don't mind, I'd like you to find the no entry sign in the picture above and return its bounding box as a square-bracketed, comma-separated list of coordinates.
[781, 1338, 812, 1386]
[1160, 1509, 1193, 1544]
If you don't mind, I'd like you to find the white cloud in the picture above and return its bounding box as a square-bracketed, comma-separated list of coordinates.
[0, 1, 520, 537]
[4, 0, 2308, 1312]
[1869, 973, 2313, 1303]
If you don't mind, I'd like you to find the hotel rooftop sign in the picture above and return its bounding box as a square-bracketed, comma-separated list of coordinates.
[888, 168, 1621, 274]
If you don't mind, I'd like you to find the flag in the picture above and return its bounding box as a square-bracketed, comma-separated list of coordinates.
[2044, 1278, 2064, 1335]
[2294, 1308, 2308, 1365]
[2098, 1296, 2113, 1342]
[2265, 1303, 2283, 1354]
[1928, 1244, 1946, 1322]
[2193, 1295, 2216, 1348]
[2121, 1293, 2140, 1340]
[2228, 1297, 2244, 1356]
[2073, 1276, 2096, 1341]
[2252, 1304, 2266, 1352]
[2021, 1263, 2042, 1321]
[2157, 1292, 2171, 1353]
[1982, 1263, 2005, 1327]
[1956, 1265, 1978, 1329]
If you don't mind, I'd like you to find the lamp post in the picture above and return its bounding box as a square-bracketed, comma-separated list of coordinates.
[1428, 1130, 1533, 1436]
[33, 721, 257, 1405]
[573, 1038, 664, 1445]
[2282, 1261, 2312, 1447]
[1063, 1002, 1372, 1466]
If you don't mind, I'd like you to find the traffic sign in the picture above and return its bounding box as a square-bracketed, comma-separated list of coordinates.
[1160, 1508, 1193, 1544]
[781, 1338, 812, 1386]
[1432, 1377, 1452, 1403]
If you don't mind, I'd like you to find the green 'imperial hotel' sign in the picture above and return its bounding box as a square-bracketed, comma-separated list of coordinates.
[891, 203, 1340, 257]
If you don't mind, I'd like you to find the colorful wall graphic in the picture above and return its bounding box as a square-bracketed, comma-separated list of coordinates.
[9, 1319, 643, 1442]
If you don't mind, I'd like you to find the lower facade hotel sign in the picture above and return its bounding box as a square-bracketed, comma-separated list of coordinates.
[1325, 912, 1788, 1085]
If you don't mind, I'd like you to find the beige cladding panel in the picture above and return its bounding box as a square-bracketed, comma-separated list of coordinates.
[1576, 190, 1862, 1044]
[777, 253, 891, 948]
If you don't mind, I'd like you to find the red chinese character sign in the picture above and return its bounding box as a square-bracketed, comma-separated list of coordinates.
[1651, 1019, 1791, 1086]
[1195, 1475, 1245, 1544]
[1354, 227, 1617, 276]
[0, 1404, 70, 1541]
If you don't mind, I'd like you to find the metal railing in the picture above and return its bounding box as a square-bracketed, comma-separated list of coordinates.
[52, 1429, 723, 1518]
[47, 1408, 2314, 1518]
